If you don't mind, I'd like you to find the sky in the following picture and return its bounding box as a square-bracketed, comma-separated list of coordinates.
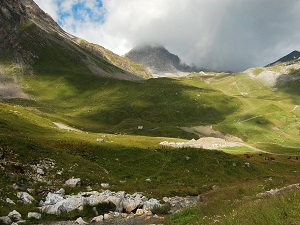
[33, 0, 300, 72]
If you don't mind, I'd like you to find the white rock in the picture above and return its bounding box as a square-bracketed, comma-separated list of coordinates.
[36, 168, 45, 175]
[143, 198, 161, 211]
[0, 216, 12, 225]
[75, 217, 88, 225]
[17, 192, 35, 204]
[103, 213, 114, 220]
[44, 193, 64, 205]
[8, 210, 22, 221]
[55, 188, 65, 196]
[90, 215, 103, 222]
[135, 209, 144, 216]
[65, 178, 81, 187]
[6, 198, 16, 205]
[122, 198, 142, 213]
[146, 178, 151, 182]
[163, 197, 169, 203]
[27, 212, 41, 220]
[101, 183, 110, 189]
[121, 213, 128, 218]
[145, 210, 153, 216]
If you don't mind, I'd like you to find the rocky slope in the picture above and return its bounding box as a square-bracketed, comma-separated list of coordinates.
[0, 0, 151, 84]
[125, 45, 203, 76]
[266, 50, 300, 67]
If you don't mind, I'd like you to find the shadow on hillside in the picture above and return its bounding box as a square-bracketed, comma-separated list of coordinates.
[275, 69, 300, 104]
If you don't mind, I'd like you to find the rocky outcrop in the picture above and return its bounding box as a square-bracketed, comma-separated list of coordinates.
[125, 45, 203, 75]
[40, 189, 162, 215]
[0, 0, 150, 85]
[160, 137, 243, 150]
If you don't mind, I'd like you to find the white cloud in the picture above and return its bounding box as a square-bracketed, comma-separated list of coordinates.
[33, 0, 300, 71]
[33, 0, 59, 20]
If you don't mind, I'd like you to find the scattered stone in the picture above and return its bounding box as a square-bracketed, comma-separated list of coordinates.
[146, 178, 151, 182]
[27, 189, 35, 194]
[36, 168, 45, 175]
[96, 138, 104, 142]
[75, 217, 88, 225]
[90, 215, 103, 222]
[0, 216, 12, 225]
[121, 213, 128, 218]
[6, 198, 16, 205]
[103, 213, 114, 220]
[145, 210, 153, 216]
[12, 184, 28, 191]
[136, 209, 144, 216]
[212, 185, 219, 191]
[101, 183, 110, 189]
[8, 210, 22, 221]
[143, 198, 161, 211]
[86, 186, 92, 191]
[17, 192, 35, 204]
[65, 178, 81, 187]
[27, 212, 41, 220]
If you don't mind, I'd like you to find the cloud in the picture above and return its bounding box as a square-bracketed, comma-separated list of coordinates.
[33, 0, 300, 71]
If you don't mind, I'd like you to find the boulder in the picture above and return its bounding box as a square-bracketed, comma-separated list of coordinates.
[135, 209, 144, 216]
[8, 210, 22, 221]
[75, 217, 88, 225]
[17, 192, 35, 204]
[43, 192, 64, 206]
[143, 198, 161, 211]
[6, 198, 16, 205]
[41, 195, 85, 215]
[122, 198, 142, 213]
[27, 212, 41, 220]
[101, 183, 110, 189]
[103, 213, 114, 220]
[65, 178, 81, 187]
[90, 215, 103, 222]
[0, 216, 12, 225]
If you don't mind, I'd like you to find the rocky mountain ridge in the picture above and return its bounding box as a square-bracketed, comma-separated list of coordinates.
[125, 45, 203, 76]
[266, 50, 300, 67]
[0, 0, 151, 81]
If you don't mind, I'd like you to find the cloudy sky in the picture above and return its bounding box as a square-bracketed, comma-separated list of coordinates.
[33, 0, 300, 72]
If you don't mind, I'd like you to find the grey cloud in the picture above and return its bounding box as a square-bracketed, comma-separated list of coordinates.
[34, 0, 300, 72]
[103, 0, 300, 71]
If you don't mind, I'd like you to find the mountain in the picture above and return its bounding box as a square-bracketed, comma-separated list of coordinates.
[0, 0, 151, 82]
[266, 50, 300, 67]
[124, 45, 203, 75]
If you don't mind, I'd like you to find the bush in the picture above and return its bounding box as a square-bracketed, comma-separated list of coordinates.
[151, 203, 171, 215]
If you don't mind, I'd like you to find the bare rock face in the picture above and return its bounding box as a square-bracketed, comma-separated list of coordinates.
[125, 45, 203, 75]
[0, 0, 150, 88]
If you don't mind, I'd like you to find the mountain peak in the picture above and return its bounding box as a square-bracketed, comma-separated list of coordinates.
[266, 50, 300, 67]
[125, 44, 203, 75]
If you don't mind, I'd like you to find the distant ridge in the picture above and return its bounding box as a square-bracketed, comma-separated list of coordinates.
[266, 50, 300, 67]
[125, 45, 204, 75]
[0, 0, 151, 80]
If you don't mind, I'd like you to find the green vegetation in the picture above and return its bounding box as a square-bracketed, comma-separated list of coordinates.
[1, 26, 300, 224]
[166, 189, 300, 225]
